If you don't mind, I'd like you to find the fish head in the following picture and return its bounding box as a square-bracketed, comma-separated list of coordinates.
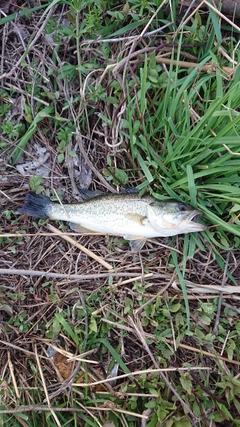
[147, 201, 207, 236]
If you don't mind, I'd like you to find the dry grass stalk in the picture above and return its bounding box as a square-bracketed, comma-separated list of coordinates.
[7, 351, 20, 399]
[0, 268, 157, 280]
[155, 56, 237, 75]
[34, 344, 62, 427]
[46, 223, 114, 270]
[73, 366, 210, 388]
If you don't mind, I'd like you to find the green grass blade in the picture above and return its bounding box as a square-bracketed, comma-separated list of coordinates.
[171, 250, 190, 329]
[96, 338, 130, 373]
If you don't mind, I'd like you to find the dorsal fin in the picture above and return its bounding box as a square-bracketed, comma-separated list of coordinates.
[79, 187, 139, 201]
[79, 189, 105, 200]
[121, 187, 139, 194]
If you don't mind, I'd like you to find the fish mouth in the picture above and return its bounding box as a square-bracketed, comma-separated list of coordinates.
[187, 210, 206, 230]
[189, 210, 202, 222]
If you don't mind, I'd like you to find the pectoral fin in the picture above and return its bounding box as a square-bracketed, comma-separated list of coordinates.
[124, 235, 147, 252]
[124, 213, 147, 225]
[68, 222, 94, 233]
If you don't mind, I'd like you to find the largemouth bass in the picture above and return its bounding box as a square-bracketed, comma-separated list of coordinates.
[18, 191, 206, 251]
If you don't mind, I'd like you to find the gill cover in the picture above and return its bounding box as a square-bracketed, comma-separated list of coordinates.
[147, 201, 194, 236]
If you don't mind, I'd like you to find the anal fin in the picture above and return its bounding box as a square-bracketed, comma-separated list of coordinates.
[69, 222, 94, 233]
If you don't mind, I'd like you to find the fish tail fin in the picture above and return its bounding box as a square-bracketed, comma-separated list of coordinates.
[18, 191, 51, 218]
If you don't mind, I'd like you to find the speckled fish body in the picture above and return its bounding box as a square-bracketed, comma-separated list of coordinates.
[18, 191, 206, 250]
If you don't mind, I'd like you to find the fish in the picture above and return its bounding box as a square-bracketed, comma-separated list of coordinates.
[18, 190, 207, 251]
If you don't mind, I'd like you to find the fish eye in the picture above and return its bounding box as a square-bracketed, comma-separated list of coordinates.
[178, 203, 188, 212]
